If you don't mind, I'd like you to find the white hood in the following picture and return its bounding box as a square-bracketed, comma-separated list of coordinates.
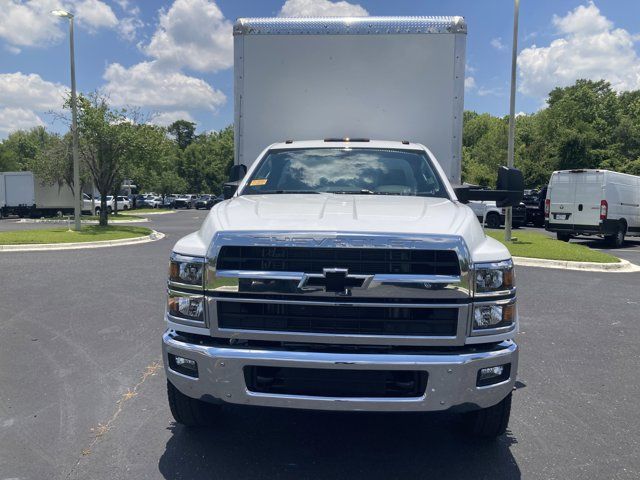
[175, 194, 510, 263]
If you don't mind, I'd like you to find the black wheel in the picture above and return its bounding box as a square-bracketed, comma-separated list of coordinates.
[605, 223, 626, 248]
[485, 213, 501, 229]
[463, 393, 512, 439]
[95, 208, 101, 215]
[167, 381, 219, 427]
[556, 232, 571, 242]
[123, 205, 129, 210]
[107, 206, 113, 214]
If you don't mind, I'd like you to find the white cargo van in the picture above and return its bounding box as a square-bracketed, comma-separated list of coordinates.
[545, 169, 640, 246]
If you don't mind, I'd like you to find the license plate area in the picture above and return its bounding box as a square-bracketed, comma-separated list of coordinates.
[553, 213, 570, 220]
[244, 366, 428, 398]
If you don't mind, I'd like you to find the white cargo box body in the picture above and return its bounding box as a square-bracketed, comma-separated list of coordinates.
[34, 180, 75, 209]
[1, 171, 35, 207]
[233, 16, 467, 184]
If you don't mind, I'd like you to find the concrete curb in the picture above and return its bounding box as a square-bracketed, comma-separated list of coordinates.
[513, 256, 640, 273]
[18, 218, 149, 224]
[0, 230, 165, 252]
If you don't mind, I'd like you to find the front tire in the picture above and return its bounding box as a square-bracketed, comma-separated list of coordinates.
[167, 381, 219, 427]
[463, 392, 512, 439]
[485, 213, 501, 229]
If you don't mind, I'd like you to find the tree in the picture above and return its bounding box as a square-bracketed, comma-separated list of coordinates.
[75, 93, 137, 226]
[168, 120, 197, 150]
[0, 127, 56, 172]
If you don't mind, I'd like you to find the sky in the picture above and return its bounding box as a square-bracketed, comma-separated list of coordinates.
[2, 0, 640, 138]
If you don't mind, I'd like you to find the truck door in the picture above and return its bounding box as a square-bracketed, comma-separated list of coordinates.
[571, 171, 604, 228]
[548, 171, 576, 227]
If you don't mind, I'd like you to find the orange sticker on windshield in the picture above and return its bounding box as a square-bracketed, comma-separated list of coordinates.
[250, 179, 268, 186]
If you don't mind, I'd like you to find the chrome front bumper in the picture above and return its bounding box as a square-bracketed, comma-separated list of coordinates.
[163, 331, 518, 412]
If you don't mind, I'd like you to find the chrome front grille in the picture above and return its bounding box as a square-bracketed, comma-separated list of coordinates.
[205, 232, 472, 346]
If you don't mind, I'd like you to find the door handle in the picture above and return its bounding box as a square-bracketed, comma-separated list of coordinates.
[578, 204, 583, 211]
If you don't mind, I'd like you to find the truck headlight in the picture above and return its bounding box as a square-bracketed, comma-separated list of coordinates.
[474, 260, 514, 293]
[472, 301, 516, 333]
[167, 293, 204, 321]
[169, 253, 205, 288]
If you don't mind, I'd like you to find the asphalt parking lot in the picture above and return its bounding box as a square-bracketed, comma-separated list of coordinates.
[1, 211, 639, 480]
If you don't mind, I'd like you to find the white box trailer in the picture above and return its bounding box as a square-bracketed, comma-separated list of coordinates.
[545, 169, 640, 246]
[233, 16, 466, 184]
[0, 171, 75, 218]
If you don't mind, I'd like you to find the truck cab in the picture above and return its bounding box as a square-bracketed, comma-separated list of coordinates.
[162, 16, 521, 438]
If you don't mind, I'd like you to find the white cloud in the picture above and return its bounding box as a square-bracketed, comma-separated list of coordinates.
[0, 71, 66, 135]
[0, 0, 65, 47]
[490, 37, 506, 51]
[0, 0, 122, 49]
[118, 15, 144, 41]
[0, 72, 68, 110]
[143, 0, 233, 73]
[477, 86, 503, 97]
[5, 44, 21, 54]
[518, 1, 640, 99]
[102, 61, 226, 111]
[464, 76, 476, 92]
[279, 0, 368, 17]
[0, 107, 44, 135]
[74, 0, 118, 31]
[149, 110, 195, 127]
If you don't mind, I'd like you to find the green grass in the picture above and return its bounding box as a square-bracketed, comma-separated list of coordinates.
[486, 230, 620, 263]
[121, 208, 174, 214]
[80, 213, 143, 221]
[0, 226, 153, 245]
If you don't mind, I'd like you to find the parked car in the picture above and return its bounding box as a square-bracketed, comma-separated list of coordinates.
[174, 194, 197, 209]
[163, 195, 177, 208]
[545, 169, 640, 246]
[469, 200, 527, 229]
[145, 196, 163, 209]
[195, 195, 217, 209]
[106, 195, 131, 211]
[523, 186, 546, 227]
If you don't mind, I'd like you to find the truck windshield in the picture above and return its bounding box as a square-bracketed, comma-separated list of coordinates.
[241, 148, 448, 198]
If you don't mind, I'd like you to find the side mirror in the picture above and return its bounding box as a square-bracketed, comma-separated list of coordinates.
[495, 166, 524, 207]
[453, 185, 471, 203]
[229, 164, 247, 182]
[454, 166, 524, 207]
[223, 181, 240, 199]
[223, 164, 248, 200]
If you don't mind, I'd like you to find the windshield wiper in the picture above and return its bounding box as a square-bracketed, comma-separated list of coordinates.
[328, 190, 410, 196]
[256, 190, 319, 194]
[328, 189, 377, 195]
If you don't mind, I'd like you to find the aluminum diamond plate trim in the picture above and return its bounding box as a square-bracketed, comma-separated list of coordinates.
[234, 16, 467, 36]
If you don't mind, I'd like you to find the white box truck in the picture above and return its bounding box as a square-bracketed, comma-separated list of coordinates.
[0, 171, 76, 218]
[545, 169, 640, 247]
[162, 16, 524, 439]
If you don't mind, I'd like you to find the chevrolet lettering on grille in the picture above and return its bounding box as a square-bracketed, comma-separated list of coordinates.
[297, 268, 374, 295]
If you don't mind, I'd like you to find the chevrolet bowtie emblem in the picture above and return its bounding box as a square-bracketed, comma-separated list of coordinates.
[298, 268, 373, 295]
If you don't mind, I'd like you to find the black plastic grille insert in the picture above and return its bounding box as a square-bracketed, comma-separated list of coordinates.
[216, 246, 460, 276]
[217, 301, 458, 336]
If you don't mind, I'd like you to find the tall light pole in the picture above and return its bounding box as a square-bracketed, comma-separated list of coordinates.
[52, 9, 81, 231]
[505, 0, 520, 242]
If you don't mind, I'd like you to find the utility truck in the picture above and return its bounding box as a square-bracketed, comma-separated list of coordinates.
[163, 16, 524, 438]
[0, 171, 78, 218]
[545, 169, 640, 247]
